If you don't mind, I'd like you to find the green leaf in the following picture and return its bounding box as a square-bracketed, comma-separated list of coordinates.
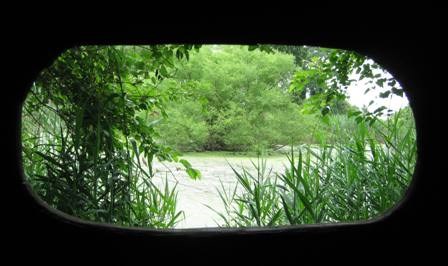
[248, 45, 257, 51]
[148, 119, 162, 127]
[160, 65, 168, 77]
[34, 151, 64, 168]
[373, 106, 387, 114]
[175, 49, 183, 60]
[281, 196, 294, 224]
[268, 209, 283, 226]
[74, 108, 84, 148]
[186, 168, 201, 180]
[391, 87, 404, 97]
[348, 110, 362, 118]
[130, 138, 139, 156]
[379, 91, 391, 98]
[179, 159, 192, 169]
[376, 78, 386, 87]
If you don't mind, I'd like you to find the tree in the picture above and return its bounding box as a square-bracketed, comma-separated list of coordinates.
[22, 45, 200, 227]
[273, 45, 406, 122]
[155, 45, 313, 152]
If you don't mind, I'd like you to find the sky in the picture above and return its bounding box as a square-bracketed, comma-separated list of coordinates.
[345, 64, 409, 116]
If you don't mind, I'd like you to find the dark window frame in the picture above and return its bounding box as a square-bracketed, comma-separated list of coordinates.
[4, 17, 443, 263]
[18, 43, 418, 232]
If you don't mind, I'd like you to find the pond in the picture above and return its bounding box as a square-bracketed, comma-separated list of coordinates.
[151, 153, 290, 228]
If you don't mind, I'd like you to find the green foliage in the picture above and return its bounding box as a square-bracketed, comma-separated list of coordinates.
[22, 44, 415, 229]
[155, 45, 332, 152]
[280, 45, 406, 121]
[156, 101, 209, 152]
[278, 148, 328, 224]
[22, 45, 200, 228]
[208, 159, 283, 227]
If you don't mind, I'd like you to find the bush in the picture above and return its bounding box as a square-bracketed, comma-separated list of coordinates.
[156, 45, 313, 152]
[156, 101, 209, 151]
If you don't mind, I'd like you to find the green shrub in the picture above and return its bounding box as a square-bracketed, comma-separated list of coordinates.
[156, 45, 311, 152]
[156, 101, 209, 151]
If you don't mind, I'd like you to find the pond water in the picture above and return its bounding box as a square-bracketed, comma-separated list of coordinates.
[151, 154, 290, 228]
[147, 145, 380, 228]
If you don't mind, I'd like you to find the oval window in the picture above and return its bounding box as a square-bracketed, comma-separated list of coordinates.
[21, 45, 416, 228]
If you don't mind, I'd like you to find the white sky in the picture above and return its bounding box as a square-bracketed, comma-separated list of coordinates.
[345, 62, 409, 115]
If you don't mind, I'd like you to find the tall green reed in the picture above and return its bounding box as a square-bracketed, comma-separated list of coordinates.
[210, 158, 283, 227]
[213, 109, 416, 226]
